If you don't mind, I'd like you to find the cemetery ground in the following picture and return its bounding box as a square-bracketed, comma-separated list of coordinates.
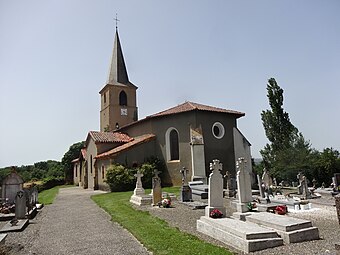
[0, 186, 339, 255]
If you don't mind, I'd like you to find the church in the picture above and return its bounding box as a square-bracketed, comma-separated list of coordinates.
[72, 28, 252, 190]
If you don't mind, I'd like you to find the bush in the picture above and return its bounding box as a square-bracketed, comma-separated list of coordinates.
[105, 164, 134, 192]
[36, 177, 65, 193]
[105, 161, 159, 192]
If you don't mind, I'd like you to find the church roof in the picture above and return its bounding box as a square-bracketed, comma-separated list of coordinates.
[88, 131, 133, 144]
[95, 134, 156, 160]
[147, 101, 245, 119]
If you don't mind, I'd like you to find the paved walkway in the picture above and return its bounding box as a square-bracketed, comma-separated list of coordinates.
[18, 187, 150, 255]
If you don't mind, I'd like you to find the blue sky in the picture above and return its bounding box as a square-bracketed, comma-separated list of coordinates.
[1, 1, 339, 168]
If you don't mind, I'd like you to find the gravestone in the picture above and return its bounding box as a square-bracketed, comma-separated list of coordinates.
[180, 167, 192, 202]
[130, 170, 152, 206]
[15, 190, 26, 219]
[297, 172, 304, 195]
[300, 176, 312, 199]
[2, 169, 24, 204]
[152, 170, 162, 205]
[31, 186, 38, 206]
[261, 168, 272, 188]
[257, 174, 264, 198]
[236, 157, 252, 212]
[190, 128, 207, 184]
[205, 159, 226, 217]
[334, 173, 340, 189]
[224, 171, 235, 197]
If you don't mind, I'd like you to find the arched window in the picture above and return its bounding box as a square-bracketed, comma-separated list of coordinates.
[119, 91, 127, 106]
[166, 128, 179, 161]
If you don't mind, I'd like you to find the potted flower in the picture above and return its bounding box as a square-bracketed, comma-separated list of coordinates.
[275, 205, 287, 215]
[247, 202, 257, 211]
[210, 209, 223, 218]
[160, 198, 171, 208]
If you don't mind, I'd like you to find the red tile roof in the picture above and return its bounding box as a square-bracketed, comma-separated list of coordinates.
[89, 131, 133, 143]
[147, 101, 245, 118]
[95, 134, 156, 160]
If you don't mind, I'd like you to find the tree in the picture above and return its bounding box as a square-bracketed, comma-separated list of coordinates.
[260, 78, 313, 181]
[61, 141, 85, 184]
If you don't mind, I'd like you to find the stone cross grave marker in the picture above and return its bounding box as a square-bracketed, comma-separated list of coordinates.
[297, 172, 304, 195]
[133, 170, 145, 196]
[205, 159, 226, 217]
[152, 170, 162, 205]
[15, 190, 26, 219]
[236, 157, 252, 213]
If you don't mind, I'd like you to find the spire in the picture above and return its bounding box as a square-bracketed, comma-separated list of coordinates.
[107, 29, 130, 85]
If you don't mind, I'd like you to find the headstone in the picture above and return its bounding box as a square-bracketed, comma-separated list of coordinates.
[15, 190, 26, 219]
[130, 170, 152, 206]
[133, 170, 145, 196]
[273, 177, 278, 187]
[224, 171, 235, 197]
[2, 169, 24, 204]
[301, 176, 312, 199]
[205, 159, 226, 217]
[236, 157, 253, 213]
[180, 167, 192, 202]
[152, 170, 162, 205]
[32, 186, 38, 205]
[334, 173, 340, 189]
[257, 174, 264, 198]
[297, 172, 304, 195]
[261, 168, 272, 188]
[190, 128, 207, 184]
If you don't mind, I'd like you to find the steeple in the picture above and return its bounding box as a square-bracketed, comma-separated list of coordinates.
[107, 29, 130, 85]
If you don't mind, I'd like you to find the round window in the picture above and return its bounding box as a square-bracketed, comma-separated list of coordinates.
[212, 122, 225, 139]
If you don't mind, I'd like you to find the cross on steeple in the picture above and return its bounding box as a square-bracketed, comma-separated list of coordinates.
[114, 13, 120, 29]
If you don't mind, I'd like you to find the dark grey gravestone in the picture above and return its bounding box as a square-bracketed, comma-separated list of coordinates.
[335, 173, 340, 188]
[180, 185, 192, 202]
[15, 190, 26, 219]
[335, 194, 340, 225]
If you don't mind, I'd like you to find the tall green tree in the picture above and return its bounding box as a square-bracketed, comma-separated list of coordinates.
[61, 141, 85, 184]
[260, 78, 312, 181]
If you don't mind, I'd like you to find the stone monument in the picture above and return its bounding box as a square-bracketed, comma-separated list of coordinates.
[2, 168, 24, 204]
[130, 170, 152, 206]
[335, 193, 340, 225]
[190, 128, 207, 184]
[236, 157, 252, 212]
[179, 167, 192, 202]
[152, 170, 162, 206]
[261, 168, 273, 188]
[15, 190, 26, 219]
[257, 174, 265, 198]
[297, 172, 304, 195]
[205, 159, 226, 217]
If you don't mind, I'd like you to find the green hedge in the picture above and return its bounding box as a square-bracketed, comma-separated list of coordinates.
[36, 177, 65, 192]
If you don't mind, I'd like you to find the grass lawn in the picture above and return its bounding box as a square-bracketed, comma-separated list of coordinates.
[92, 187, 233, 255]
[38, 185, 74, 205]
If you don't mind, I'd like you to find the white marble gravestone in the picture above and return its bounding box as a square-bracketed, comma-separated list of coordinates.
[205, 159, 226, 217]
[130, 170, 152, 206]
[236, 157, 252, 212]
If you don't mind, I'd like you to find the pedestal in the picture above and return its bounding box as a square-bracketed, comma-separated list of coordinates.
[180, 185, 192, 202]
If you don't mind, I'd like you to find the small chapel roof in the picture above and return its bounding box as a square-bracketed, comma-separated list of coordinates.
[95, 134, 156, 160]
[147, 101, 245, 119]
[88, 131, 133, 144]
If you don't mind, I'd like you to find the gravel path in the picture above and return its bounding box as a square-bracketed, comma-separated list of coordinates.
[0, 187, 150, 255]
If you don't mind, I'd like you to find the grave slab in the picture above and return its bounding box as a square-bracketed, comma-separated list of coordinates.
[243, 212, 319, 243]
[0, 234, 7, 245]
[0, 219, 29, 233]
[130, 194, 152, 206]
[197, 216, 283, 253]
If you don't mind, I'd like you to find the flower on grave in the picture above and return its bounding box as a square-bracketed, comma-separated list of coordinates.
[210, 209, 223, 218]
[161, 198, 171, 208]
[275, 205, 287, 215]
[247, 202, 257, 211]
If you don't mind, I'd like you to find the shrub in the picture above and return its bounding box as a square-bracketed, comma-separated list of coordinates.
[105, 164, 134, 192]
[36, 177, 65, 192]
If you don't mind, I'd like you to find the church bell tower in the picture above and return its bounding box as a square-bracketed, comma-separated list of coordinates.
[99, 28, 138, 132]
